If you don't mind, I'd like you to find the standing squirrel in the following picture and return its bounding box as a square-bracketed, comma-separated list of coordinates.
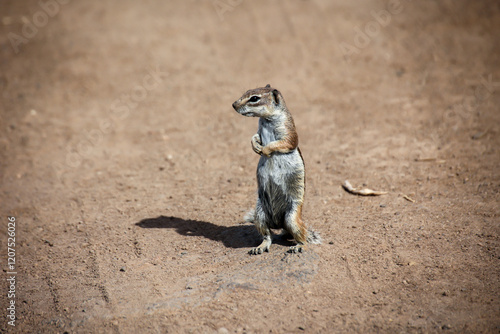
[232, 84, 321, 255]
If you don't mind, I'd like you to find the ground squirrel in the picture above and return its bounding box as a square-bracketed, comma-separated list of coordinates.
[232, 84, 321, 255]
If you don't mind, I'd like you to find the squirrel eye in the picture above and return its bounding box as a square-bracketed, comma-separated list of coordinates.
[249, 96, 260, 103]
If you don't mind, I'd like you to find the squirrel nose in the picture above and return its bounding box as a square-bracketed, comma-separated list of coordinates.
[232, 101, 238, 110]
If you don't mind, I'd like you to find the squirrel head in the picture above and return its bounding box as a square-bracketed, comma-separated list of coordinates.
[232, 85, 286, 118]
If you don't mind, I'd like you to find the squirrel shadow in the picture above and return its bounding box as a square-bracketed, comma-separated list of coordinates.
[135, 215, 294, 249]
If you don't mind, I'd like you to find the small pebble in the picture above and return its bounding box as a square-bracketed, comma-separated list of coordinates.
[471, 131, 486, 140]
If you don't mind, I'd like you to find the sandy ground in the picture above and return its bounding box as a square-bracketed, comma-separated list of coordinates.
[1, 0, 499, 333]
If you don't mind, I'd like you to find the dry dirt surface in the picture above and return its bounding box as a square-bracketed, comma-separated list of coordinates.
[1, 0, 499, 333]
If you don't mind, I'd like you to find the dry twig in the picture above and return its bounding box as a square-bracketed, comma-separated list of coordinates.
[402, 194, 415, 203]
[342, 180, 387, 196]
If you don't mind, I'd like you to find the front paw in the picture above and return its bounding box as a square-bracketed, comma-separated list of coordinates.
[251, 134, 263, 155]
[261, 145, 272, 157]
[252, 142, 263, 155]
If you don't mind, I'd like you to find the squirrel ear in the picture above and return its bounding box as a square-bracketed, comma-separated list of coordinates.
[265, 84, 271, 88]
[271, 89, 281, 105]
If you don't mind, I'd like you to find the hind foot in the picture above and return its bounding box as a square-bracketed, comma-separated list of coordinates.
[249, 236, 271, 255]
[249, 245, 269, 255]
[288, 244, 305, 254]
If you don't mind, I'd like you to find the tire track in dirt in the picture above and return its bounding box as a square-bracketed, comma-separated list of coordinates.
[71, 199, 114, 314]
[340, 254, 360, 285]
[132, 234, 142, 258]
[43, 274, 61, 313]
[88, 245, 112, 305]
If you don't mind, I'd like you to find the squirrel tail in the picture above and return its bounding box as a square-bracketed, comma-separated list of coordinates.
[307, 229, 322, 244]
[244, 208, 255, 223]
